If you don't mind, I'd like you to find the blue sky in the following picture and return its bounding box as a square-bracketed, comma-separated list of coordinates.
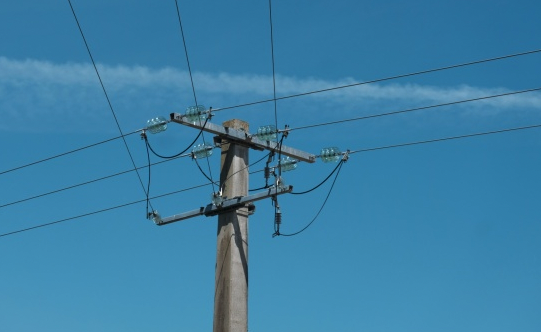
[1, 0, 540, 331]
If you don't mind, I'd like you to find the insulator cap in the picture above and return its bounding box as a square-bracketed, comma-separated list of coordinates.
[146, 116, 168, 134]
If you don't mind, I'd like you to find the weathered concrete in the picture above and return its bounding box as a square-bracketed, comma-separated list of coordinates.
[213, 119, 249, 332]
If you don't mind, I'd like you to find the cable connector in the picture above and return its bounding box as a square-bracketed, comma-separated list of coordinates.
[211, 190, 224, 207]
[148, 210, 162, 224]
[342, 149, 350, 162]
[278, 124, 290, 138]
[275, 207, 282, 225]
[140, 129, 147, 140]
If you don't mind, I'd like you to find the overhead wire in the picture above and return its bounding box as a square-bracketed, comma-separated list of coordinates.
[286, 86, 541, 132]
[268, 0, 279, 135]
[2, 49, 539, 180]
[3, 86, 538, 210]
[348, 122, 541, 154]
[67, 0, 154, 212]
[4, 84, 537, 182]
[0, 183, 212, 239]
[0, 149, 189, 210]
[144, 118, 209, 159]
[0, 130, 140, 176]
[211, 48, 541, 112]
[173, 0, 216, 194]
[277, 158, 346, 237]
[290, 158, 344, 195]
[3, 121, 539, 239]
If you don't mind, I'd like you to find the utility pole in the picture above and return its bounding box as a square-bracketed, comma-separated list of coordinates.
[151, 112, 316, 332]
[213, 119, 249, 332]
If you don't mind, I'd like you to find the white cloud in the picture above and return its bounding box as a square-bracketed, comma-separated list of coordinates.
[0, 57, 540, 133]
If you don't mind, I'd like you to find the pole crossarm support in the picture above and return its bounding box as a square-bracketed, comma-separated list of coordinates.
[170, 113, 316, 163]
[156, 185, 293, 226]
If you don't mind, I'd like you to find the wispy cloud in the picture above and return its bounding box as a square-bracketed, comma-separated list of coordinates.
[1, 57, 540, 133]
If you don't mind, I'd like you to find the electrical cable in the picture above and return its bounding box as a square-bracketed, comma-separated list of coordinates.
[290, 158, 343, 195]
[67, 0, 154, 212]
[3, 90, 538, 211]
[277, 159, 345, 237]
[3, 49, 538, 179]
[286, 87, 541, 132]
[268, 0, 279, 138]
[0, 154, 188, 210]
[174, 0, 216, 194]
[193, 157, 217, 185]
[0, 130, 140, 176]
[145, 132, 152, 217]
[211, 48, 541, 113]
[0, 183, 212, 239]
[221, 152, 271, 193]
[192, 149, 272, 189]
[272, 134, 287, 235]
[349, 122, 541, 154]
[144, 117, 208, 159]
[4, 121, 539, 239]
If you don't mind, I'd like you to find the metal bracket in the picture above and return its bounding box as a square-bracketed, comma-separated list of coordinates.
[155, 185, 293, 226]
[170, 113, 316, 163]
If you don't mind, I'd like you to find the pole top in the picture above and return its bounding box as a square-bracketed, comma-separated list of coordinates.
[223, 119, 249, 132]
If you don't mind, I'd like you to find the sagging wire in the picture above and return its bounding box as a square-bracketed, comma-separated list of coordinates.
[290, 153, 346, 195]
[144, 130, 152, 219]
[249, 151, 276, 192]
[249, 130, 287, 192]
[270, 132, 288, 237]
[141, 117, 210, 220]
[277, 151, 348, 237]
[143, 118, 209, 159]
[193, 155, 219, 185]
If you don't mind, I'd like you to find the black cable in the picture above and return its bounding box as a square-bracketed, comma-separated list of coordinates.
[145, 117, 208, 159]
[0, 130, 139, 176]
[5, 121, 539, 239]
[278, 160, 345, 237]
[3, 48, 539, 180]
[349, 123, 541, 154]
[221, 152, 271, 193]
[268, 0, 279, 138]
[67, 0, 154, 212]
[145, 133, 152, 217]
[212, 48, 541, 113]
[287, 87, 541, 132]
[4, 49, 538, 180]
[0, 154, 185, 210]
[0, 183, 212, 239]
[291, 158, 343, 195]
[173, 0, 216, 194]
[193, 157, 218, 185]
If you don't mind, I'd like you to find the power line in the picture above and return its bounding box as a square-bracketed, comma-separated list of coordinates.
[286, 86, 541, 132]
[0, 183, 211, 239]
[67, 0, 153, 212]
[268, 0, 279, 134]
[0, 163, 271, 238]
[4, 49, 539, 179]
[349, 123, 541, 154]
[173, 0, 216, 193]
[0, 154, 188, 210]
[212, 48, 541, 112]
[291, 158, 343, 195]
[0, 130, 139, 176]
[3, 121, 540, 238]
[277, 159, 345, 237]
[2, 84, 538, 201]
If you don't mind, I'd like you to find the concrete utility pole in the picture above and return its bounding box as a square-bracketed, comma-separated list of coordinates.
[153, 113, 316, 332]
[213, 119, 249, 332]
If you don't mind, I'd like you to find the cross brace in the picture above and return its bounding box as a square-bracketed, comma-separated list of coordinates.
[156, 185, 293, 226]
[170, 113, 316, 163]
